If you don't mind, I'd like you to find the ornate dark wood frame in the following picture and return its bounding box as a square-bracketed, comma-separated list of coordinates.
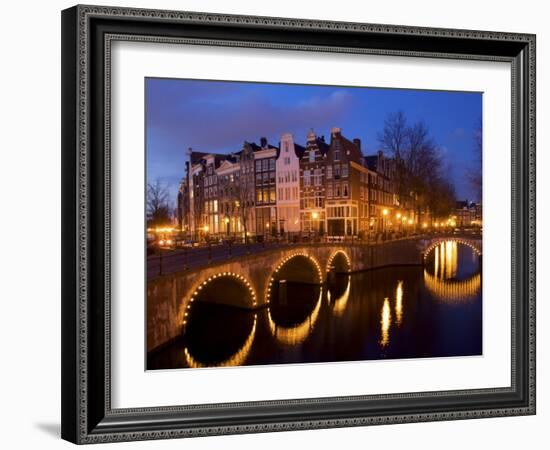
[61, 4, 536, 444]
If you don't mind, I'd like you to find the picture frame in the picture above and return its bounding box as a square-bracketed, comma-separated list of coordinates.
[61, 4, 536, 444]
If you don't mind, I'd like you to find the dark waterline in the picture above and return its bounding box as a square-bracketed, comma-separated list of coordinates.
[148, 242, 482, 370]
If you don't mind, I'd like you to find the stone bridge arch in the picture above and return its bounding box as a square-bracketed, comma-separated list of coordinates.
[326, 249, 352, 274]
[265, 251, 323, 304]
[181, 271, 257, 332]
[148, 237, 479, 353]
[421, 236, 482, 261]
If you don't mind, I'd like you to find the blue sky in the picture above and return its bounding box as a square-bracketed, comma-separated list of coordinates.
[146, 78, 482, 205]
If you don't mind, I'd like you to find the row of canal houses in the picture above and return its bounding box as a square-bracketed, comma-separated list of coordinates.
[177, 127, 412, 240]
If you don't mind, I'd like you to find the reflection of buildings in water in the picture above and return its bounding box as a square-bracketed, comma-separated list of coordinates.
[267, 287, 323, 346]
[423, 270, 481, 303]
[183, 314, 257, 368]
[328, 276, 351, 316]
[395, 281, 403, 326]
[380, 297, 391, 347]
[434, 241, 458, 280]
[426, 240, 481, 303]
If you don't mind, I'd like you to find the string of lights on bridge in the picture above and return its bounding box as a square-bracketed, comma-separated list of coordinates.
[423, 238, 482, 261]
[183, 271, 257, 329]
[266, 252, 324, 303]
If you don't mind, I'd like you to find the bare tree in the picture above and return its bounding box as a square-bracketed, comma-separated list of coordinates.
[379, 111, 456, 221]
[147, 179, 172, 227]
[468, 119, 482, 201]
[378, 111, 409, 201]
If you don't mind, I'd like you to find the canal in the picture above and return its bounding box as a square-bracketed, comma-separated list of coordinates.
[147, 240, 482, 370]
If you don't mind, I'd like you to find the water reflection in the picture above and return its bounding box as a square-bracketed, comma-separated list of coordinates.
[179, 302, 257, 368]
[328, 275, 351, 316]
[148, 240, 482, 370]
[184, 314, 257, 368]
[267, 284, 323, 346]
[395, 281, 403, 326]
[423, 271, 481, 303]
[424, 240, 482, 303]
[380, 297, 391, 347]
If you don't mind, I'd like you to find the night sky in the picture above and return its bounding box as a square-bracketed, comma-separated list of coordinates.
[146, 78, 482, 205]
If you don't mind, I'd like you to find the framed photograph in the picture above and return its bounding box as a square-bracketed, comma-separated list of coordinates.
[61, 5, 536, 444]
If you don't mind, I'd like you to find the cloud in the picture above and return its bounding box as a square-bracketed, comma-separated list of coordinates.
[148, 83, 354, 152]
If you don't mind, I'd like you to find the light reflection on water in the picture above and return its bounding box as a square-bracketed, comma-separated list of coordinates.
[380, 298, 391, 347]
[148, 240, 482, 370]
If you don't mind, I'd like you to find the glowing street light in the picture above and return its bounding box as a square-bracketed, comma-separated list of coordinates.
[312, 211, 319, 220]
[408, 219, 413, 225]
[382, 209, 389, 216]
[396, 213, 402, 219]
[203, 225, 209, 232]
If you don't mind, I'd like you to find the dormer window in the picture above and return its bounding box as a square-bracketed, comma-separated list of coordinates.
[309, 149, 316, 162]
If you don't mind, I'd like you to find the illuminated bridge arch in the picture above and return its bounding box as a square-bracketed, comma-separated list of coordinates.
[266, 252, 323, 303]
[183, 271, 257, 330]
[423, 238, 482, 260]
[326, 249, 352, 274]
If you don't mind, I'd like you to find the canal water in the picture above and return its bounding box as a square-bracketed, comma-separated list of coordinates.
[148, 240, 482, 370]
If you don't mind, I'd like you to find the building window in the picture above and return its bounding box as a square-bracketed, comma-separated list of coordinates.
[334, 164, 341, 179]
[327, 184, 333, 198]
[269, 159, 276, 170]
[327, 165, 332, 179]
[342, 164, 349, 177]
[304, 170, 311, 186]
[315, 191, 323, 208]
[262, 159, 269, 171]
[255, 160, 262, 171]
[270, 189, 276, 203]
[309, 149, 316, 162]
[314, 168, 322, 186]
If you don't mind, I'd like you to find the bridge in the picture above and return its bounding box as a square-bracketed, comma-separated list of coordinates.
[147, 233, 481, 352]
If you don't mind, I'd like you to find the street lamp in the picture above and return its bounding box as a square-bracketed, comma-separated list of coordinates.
[224, 216, 230, 236]
[382, 209, 389, 236]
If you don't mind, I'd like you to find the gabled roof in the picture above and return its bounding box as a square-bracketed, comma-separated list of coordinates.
[330, 132, 362, 162]
[294, 142, 306, 158]
[306, 136, 330, 156]
[189, 151, 210, 165]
